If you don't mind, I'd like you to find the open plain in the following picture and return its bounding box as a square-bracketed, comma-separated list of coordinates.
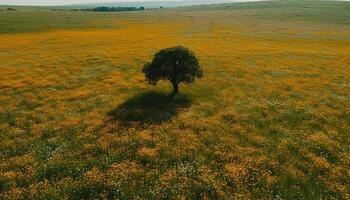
[1, 0, 350, 199]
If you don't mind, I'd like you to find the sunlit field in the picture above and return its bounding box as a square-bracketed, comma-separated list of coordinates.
[1, 0, 350, 199]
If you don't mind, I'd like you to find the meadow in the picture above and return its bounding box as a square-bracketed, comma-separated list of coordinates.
[1, 0, 350, 199]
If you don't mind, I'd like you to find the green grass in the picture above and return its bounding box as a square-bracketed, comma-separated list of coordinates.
[0, 10, 123, 34]
[0, 0, 350, 199]
[1, 0, 350, 34]
[182, 0, 350, 25]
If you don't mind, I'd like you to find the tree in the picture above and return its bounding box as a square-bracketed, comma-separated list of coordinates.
[143, 46, 203, 96]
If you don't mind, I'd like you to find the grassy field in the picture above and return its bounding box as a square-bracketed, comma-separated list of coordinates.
[1, 0, 350, 199]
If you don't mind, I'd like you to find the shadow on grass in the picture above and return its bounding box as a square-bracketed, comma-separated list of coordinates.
[107, 91, 192, 125]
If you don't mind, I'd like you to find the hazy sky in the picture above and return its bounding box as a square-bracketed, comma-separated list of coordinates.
[0, 0, 240, 6]
[1, 0, 348, 6]
[1, 0, 179, 6]
[2, 0, 131, 5]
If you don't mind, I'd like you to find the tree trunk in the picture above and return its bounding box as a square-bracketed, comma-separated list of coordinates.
[171, 82, 179, 96]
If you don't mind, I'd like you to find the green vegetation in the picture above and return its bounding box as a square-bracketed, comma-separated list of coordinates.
[143, 46, 203, 95]
[0, 10, 122, 34]
[0, 0, 350, 199]
[181, 0, 350, 25]
[1, 0, 350, 34]
[57, 6, 146, 12]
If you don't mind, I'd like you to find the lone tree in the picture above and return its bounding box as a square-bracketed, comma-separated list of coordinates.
[143, 46, 203, 96]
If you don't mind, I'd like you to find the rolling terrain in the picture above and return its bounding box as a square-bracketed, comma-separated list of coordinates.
[1, 0, 350, 199]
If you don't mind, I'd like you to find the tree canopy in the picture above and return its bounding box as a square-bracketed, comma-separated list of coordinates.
[143, 46, 203, 95]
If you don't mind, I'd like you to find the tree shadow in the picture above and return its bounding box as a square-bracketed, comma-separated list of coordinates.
[107, 91, 192, 126]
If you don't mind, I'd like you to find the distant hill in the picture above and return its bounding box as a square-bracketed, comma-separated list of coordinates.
[67, 0, 253, 9]
[0, 0, 267, 11]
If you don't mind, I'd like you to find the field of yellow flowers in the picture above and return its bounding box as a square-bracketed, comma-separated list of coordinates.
[1, 1, 350, 199]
